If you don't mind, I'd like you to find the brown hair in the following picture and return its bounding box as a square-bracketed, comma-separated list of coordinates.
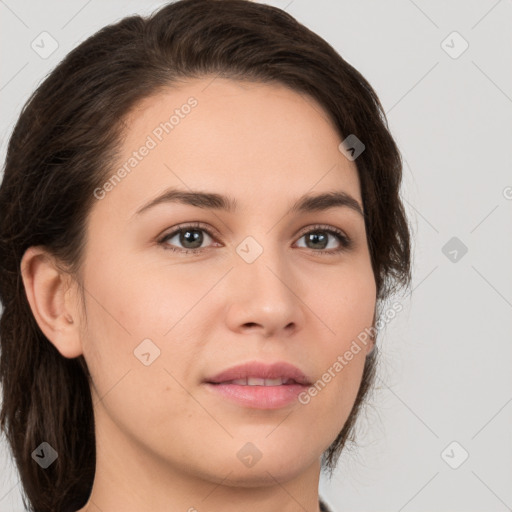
[0, 0, 411, 510]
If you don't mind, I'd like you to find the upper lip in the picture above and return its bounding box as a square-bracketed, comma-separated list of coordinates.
[204, 361, 312, 385]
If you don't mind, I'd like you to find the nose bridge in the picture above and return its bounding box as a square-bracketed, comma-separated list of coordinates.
[226, 232, 303, 335]
[236, 233, 290, 296]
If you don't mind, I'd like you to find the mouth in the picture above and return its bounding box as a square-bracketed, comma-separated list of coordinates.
[204, 360, 312, 385]
[210, 377, 305, 386]
[203, 361, 312, 409]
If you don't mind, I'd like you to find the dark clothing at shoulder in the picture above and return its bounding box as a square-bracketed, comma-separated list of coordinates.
[71, 497, 334, 511]
[319, 497, 334, 512]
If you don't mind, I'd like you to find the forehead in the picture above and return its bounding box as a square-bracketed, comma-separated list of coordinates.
[92, 77, 362, 220]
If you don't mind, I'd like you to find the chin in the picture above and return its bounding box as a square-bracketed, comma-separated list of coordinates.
[221, 463, 308, 488]
[202, 447, 317, 487]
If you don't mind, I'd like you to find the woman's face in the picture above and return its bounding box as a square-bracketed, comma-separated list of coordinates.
[76, 77, 376, 487]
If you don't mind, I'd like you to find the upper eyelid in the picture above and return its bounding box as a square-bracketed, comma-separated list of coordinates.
[159, 222, 219, 241]
[159, 222, 350, 245]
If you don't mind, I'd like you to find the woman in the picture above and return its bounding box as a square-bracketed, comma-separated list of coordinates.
[0, 1, 412, 511]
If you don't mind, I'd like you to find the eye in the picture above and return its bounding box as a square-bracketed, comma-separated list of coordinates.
[294, 224, 352, 255]
[158, 222, 352, 255]
[158, 222, 219, 254]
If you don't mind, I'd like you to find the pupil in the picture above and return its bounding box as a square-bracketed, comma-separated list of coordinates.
[308, 232, 327, 249]
[181, 229, 203, 249]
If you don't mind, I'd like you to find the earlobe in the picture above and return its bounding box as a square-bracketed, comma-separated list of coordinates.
[20, 246, 84, 359]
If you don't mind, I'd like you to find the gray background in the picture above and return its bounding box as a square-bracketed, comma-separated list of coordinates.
[1, 1, 511, 511]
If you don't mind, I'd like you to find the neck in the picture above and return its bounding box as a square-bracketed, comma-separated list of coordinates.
[77, 403, 323, 512]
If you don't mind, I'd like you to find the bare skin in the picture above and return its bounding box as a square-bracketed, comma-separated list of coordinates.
[21, 77, 376, 512]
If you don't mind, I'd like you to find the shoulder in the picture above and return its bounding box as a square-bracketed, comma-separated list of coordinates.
[319, 497, 334, 512]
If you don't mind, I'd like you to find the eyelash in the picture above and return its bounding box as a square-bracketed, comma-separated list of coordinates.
[157, 222, 352, 256]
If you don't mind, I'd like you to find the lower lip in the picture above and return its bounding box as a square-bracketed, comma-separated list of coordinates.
[204, 382, 308, 409]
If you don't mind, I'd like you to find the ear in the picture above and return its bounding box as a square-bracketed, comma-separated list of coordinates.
[20, 246, 84, 359]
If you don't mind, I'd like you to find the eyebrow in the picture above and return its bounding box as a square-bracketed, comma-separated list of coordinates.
[133, 188, 364, 218]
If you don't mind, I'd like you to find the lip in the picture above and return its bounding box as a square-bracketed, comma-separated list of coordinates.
[204, 361, 312, 386]
[203, 361, 312, 410]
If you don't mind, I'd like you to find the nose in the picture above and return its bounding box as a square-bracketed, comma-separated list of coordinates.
[224, 243, 305, 339]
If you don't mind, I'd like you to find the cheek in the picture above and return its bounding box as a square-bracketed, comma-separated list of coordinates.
[78, 254, 213, 397]
[299, 341, 370, 446]
[300, 260, 375, 421]
[81, 252, 201, 341]
[316, 258, 376, 344]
